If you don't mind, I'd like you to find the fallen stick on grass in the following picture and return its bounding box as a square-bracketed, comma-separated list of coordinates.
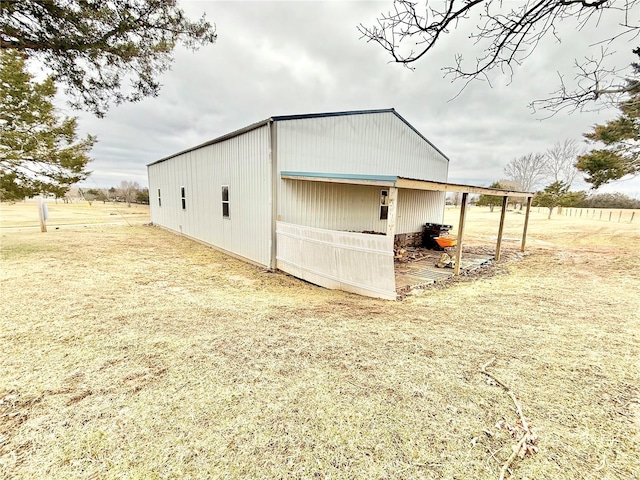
[481, 358, 537, 480]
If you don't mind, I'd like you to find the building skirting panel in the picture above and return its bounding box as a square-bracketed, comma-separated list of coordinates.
[276, 222, 397, 300]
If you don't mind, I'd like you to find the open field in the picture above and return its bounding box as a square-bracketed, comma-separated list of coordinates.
[1, 204, 639, 479]
[0, 201, 150, 230]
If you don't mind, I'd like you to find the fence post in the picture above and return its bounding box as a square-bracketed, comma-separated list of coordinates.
[609, 211, 612, 222]
[618, 211, 622, 222]
[631, 212, 635, 223]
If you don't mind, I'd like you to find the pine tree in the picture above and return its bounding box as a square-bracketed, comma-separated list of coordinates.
[476, 181, 505, 212]
[532, 182, 586, 219]
[1, 1, 216, 116]
[577, 48, 640, 188]
[0, 50, 95, 201]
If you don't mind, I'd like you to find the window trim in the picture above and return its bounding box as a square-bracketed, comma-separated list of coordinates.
[221, 185, 230, 218]
[180, 186, 186, 210]
[379, 189, 389, 220]
[157, 188, 161, 207]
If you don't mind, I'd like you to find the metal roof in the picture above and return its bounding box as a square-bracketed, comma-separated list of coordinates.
[271, 108, 395, 121]
[147, 118, 271, 166]
[148, 108, 448, 166]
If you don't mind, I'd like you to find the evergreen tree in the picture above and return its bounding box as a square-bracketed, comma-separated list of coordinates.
[532, 181, 586, 219]
[1, 0, 216, 116]
[577, 48, 640, 187]
[476, 181, 505, 212]
[0, 50, 95, 201]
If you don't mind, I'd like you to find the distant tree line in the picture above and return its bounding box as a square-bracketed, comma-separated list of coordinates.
[576, 193, 640, 210]
[477, 182, 639, 219]
[78, 181, 148, 207]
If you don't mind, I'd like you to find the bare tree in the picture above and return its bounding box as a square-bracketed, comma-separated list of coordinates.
[358, 1, 640, 113]
[504, 154, 547, 192]
[447, 192, 462, 206]
[545, 139, 582, 187]
[118, 181, 140, 207]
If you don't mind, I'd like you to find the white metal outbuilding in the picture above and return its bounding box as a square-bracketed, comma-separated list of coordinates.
[148, 109, 452, 299]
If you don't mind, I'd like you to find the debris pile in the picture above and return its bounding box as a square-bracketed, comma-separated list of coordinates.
[436, 252, 455, 269]
[394, 246, 431, 262]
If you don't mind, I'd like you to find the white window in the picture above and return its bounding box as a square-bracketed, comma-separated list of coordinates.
[222, 185, 229, 218]
[181, 186, 186, 210]
[380, 189, 389, 220]
[158, 188, 161, 207]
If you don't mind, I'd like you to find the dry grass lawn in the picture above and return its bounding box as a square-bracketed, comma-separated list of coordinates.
[1, 202, 638, 479]
[0, 200, 150, 229]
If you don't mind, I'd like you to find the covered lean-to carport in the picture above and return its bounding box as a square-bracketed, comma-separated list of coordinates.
[277, 172, 534, 299]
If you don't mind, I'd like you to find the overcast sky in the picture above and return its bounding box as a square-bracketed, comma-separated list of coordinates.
[64, 1, 639, 197]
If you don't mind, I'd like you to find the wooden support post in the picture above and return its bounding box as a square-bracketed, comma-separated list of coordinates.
[454, 192, 468, 276]
[386, 187, 398, 237]
[37, 195, 47, 233]
[521, 196, 532, 252]
[495, 196, 507, 262]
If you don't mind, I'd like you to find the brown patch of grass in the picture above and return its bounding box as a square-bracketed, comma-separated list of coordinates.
[0, 206, 638, 479]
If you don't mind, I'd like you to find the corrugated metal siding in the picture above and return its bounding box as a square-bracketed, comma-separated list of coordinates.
[276, 112, 448, 182]
[275, 112, 448, 238]
[147, 125, 271, 266]
[280, 180, 387, 233]
[278, 181, 445, 235]
[397, 189, 446, 233]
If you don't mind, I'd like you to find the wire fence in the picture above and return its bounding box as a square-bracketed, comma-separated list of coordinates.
[540, 207, 638, 223]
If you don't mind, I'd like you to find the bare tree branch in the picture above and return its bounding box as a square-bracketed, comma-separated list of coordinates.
[545, 139, 583, 187]
[359, 0, 640, 113]
[504, 153, 548, 191]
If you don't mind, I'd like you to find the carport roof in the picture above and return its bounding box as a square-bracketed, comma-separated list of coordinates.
[280, 171, 534, 198]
